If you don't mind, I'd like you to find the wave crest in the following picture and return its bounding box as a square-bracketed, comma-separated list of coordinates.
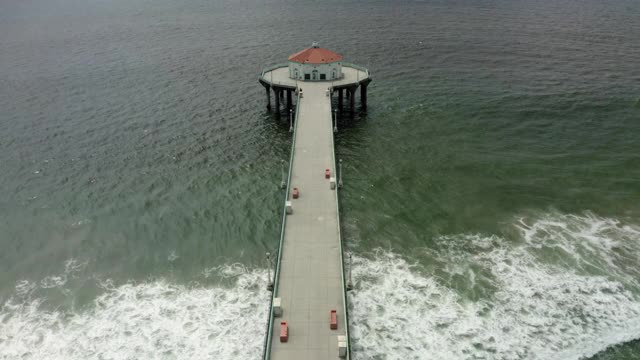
[349, 212, 640, 360]
[0, 264, 269, 360]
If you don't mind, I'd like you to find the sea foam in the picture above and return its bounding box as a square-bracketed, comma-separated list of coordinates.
[2, 212, 639, 360]
[0, 264, 269, 360]
[349, 212, 640, 360]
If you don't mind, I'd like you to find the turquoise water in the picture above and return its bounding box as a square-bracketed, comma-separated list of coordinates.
[1, 0, 639, 358]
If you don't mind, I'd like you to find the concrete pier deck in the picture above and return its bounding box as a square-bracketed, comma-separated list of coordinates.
[267, 82, 348, 360]
[260, 61, 370, 360]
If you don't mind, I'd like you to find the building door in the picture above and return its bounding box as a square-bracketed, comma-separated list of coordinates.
[294, 69, 299, 79]
[305, 73, 310, 80]
[312, 70, 318, 80]
[320, 74, 326, 80]
[332, 69, 336, 79]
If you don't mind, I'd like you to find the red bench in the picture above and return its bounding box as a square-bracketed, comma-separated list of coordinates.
[330, 310, 337, 330]
[280, 321, 289, 342]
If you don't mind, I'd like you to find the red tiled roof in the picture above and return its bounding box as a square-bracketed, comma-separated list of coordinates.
[288, 47, 343, 64]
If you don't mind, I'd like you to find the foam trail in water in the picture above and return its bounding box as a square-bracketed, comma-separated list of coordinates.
[349, 212, 640, 360]
[0, 263, 269, 360]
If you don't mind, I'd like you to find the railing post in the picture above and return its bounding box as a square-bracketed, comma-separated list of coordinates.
[338, 159, 343, 188]
[346, 252, 353, 291]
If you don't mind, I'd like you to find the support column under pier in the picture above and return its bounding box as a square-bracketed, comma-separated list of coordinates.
[338, 89, 343, 110]
[349, 87, 356, 113]
[286, 89, 292, 110]
[265, 86, 271, 111]
[274, 88, 280, 115]
[360, 82, 368, 109]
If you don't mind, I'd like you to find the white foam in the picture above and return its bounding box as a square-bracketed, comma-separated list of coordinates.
[35, 259, 88, 291]
[0, 264, 269, 360]
[70, 219, 92, 228]
[167, 250, 179, 262]
[516, 212, 640, 283]
[3, 212, 640, 360]
[349, 212, 640, 360]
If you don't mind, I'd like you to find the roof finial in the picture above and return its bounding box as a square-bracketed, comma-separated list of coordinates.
[312, 41, 319, 48]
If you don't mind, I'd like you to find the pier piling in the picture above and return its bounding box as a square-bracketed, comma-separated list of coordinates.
[349, 87, 356, 113]
[360, 82, 368, 109]
[266, 86, 272, 111]
[274, 88, 280, 114]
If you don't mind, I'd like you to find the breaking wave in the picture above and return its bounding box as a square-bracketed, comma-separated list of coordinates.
[2, 212, 639, 360]
[349, 212, 640, 360]
[0, 262, 269, 360]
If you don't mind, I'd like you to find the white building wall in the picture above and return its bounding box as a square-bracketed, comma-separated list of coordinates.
[288, 61, 343, 81]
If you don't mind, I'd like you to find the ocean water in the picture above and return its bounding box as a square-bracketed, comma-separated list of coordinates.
[1, 0, 639, 358]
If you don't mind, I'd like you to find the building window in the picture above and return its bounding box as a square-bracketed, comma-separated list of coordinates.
[320, 74, 326, 80]
[305, 73, 310, 80]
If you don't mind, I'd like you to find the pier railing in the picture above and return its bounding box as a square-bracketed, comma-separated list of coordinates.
[262, 90, 301, 360]
[262, 63, 369, 81]
[260, 63, 289, 78]
[330, 104, 351, 360]
[342, 62, 370, 77]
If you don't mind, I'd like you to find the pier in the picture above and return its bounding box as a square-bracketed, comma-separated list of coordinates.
[259, 44, 370, 360]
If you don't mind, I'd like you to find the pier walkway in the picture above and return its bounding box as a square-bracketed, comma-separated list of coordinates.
[260, 63, 370, 360]
[268, 82, 347, 360]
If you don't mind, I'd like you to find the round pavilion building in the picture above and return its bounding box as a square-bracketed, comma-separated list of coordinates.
[288, 42, 343, 81]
